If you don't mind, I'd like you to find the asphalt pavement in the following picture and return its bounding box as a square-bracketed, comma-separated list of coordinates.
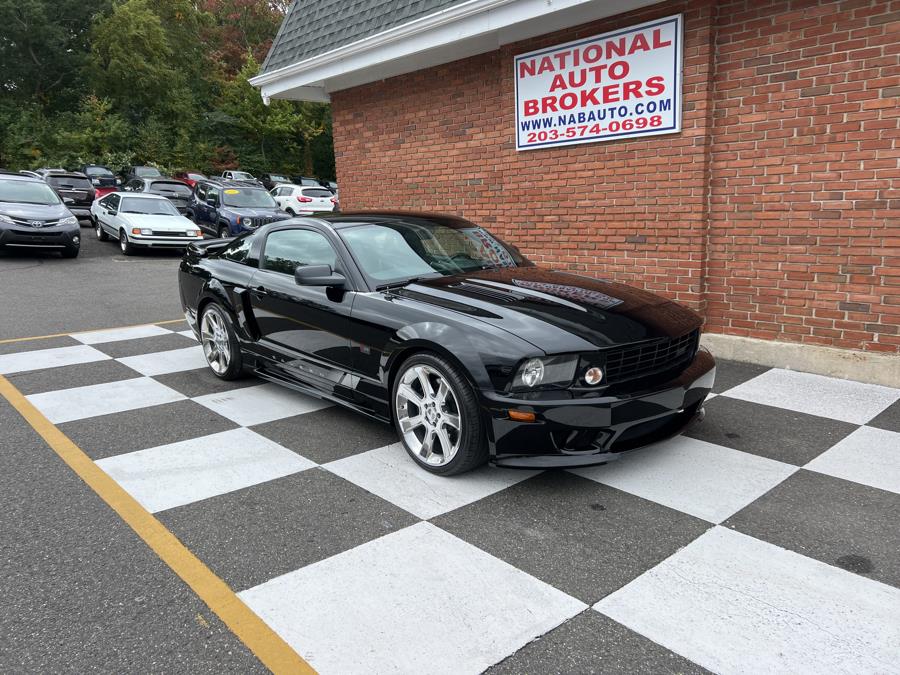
[0, 223, 184, 340]
[0, 227, 264, 671]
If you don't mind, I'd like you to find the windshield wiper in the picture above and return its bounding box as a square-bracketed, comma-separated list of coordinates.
[376, 276, 433, 291]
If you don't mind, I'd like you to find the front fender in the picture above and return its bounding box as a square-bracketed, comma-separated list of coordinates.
[384, 321, 539, 393]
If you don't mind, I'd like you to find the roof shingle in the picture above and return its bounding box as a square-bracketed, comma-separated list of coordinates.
[262, 0, 463, 74]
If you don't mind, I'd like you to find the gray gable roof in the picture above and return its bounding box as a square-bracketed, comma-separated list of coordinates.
[262, 0, 463, 74]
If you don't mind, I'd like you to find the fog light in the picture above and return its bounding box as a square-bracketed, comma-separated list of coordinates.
[508, 410, 536, 422]
[72, 236, 80, 244]
[585, 367, 604, 385]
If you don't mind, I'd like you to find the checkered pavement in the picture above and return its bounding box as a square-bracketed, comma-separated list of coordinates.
[2, 322, 899, 674]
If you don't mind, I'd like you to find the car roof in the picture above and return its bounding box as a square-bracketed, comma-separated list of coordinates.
[110, 191, 170, 200]
[203, 178, 263, 188]
[262, 211, 477, 233]
[45, 172, 89, 179]
[0, 173, 45, 184]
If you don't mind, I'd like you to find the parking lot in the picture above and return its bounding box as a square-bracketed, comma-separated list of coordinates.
[2, 230, 900, 673]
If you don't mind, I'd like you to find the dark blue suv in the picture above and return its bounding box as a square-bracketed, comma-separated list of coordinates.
[189, 178, 290, 238]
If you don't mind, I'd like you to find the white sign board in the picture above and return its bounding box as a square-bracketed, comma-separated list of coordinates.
[514, 14, 683, 151]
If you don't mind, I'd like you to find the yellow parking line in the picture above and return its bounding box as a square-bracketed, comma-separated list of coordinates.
[0, 319, 186, 345]
[0, 375, 315, 675]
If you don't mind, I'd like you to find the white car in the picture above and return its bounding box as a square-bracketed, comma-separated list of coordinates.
[270, 183, 336, 215]
[91, 192, 203, 255]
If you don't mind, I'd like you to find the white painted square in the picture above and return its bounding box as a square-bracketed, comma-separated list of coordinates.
[118, 346, 207, 376]
[596, 527, 900, 674]
[806, 425, 900, 495]
[240, 522, 585, 674]
[0, 344, 109, 375]
[176, 330, 197, 341]
[325, 443, 539, 519]
[27, 377, 184, 424]
[192, 383, 330, 426]
[722, 368, 900, 424]
[96, 428, 314, 512]
[572, 436, 796, 523]
[71, 323, 172, 344]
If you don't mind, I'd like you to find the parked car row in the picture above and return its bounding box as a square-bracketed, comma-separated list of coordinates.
[0, 164, 339, 259]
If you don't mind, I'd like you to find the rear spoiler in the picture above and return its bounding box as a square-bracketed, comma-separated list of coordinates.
[186, 237, 233, 257]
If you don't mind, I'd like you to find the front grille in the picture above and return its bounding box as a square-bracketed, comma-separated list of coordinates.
[10, 217, 61, 227]
[603, 329, 699, 384]
[150, 230, 187, 237]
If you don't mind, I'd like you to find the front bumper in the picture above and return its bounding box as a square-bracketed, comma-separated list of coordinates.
[482, 349, 716, 468]
[0, 226, 80, 249]
[130, 235, 203, 248]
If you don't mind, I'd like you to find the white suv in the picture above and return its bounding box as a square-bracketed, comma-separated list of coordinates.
[270, 184, 336, 216]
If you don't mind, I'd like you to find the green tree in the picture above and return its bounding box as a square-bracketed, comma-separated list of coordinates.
[0, 0, 112, 110]
[89, 0, 182, 115]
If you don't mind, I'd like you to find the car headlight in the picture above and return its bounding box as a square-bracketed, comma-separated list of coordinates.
[60, 215, 78, 226]
[131, 227, 153, 235]
[242, 217, 253, 227]
[512, 355, 578, 390]
[189, 230, 202, 237]
[0, 214, 14, 224]
[91, 178, 100, 185]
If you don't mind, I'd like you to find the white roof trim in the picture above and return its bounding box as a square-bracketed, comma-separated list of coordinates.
[250, 0, 658, 103]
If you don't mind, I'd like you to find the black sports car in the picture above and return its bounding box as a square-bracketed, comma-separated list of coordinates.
[178, 212, 715, 475]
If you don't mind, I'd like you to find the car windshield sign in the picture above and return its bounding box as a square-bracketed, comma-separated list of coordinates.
[0, 180, 61, 205]
[121, 197, 179, 216]
[341, 222, 522, 284]
[222, 188, 276, 208]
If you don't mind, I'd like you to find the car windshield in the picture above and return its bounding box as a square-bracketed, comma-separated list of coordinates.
[269, 174, 289, 183]
[231, 171, 254, 180]
[0, 180, 61, 205]
[135, 167, 162, 177]
[84, 166, 114, 177]
[46, 176, 93, 190]
[341, 221, 524, 283]
[120, 197, 179, 216]
[149, 181, 192, 196]
[187, 173, 205, 180]
[222, 187, 276, 208]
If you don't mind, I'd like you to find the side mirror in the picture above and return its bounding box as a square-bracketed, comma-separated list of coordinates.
[108, 209, 118, 216]
[294, 264, 345, 287]
[206, 196, 218, 207]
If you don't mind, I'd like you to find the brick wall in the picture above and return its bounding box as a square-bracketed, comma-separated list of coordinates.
[331, 0, 899, 354]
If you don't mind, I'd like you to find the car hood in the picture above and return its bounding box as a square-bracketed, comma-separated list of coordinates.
[396, 267, 702, 353]
[0, 202, 71, 221]
[118, 213, 197, 230]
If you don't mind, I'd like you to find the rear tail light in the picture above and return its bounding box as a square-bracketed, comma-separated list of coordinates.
[330, 197, 337, 203]
[297, 196, 313, 203]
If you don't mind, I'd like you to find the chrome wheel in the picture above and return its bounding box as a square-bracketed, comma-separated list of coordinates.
[201, 309, 232, 375]
[119, 233, 127, 252]
[395, 364, 462, 466]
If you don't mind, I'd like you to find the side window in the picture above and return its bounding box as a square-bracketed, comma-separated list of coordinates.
[221, 235, 253, 264]
[108, 194, 120, 210]
[261, 229, 337, 276]
[195, 183, 206, 201]
[207, 187, 220, 206]
[98, 196, 109, 208]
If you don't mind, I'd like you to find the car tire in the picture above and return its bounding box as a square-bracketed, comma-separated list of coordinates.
[61, 245, 80, 259]
[96, 221, 109, 241]
[286, 208, 296, 216]
[119, 230, 136, 256]
[199, 303, 243, 380]
[217, 224, 228, 239]
[392, 352, 488, 475]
